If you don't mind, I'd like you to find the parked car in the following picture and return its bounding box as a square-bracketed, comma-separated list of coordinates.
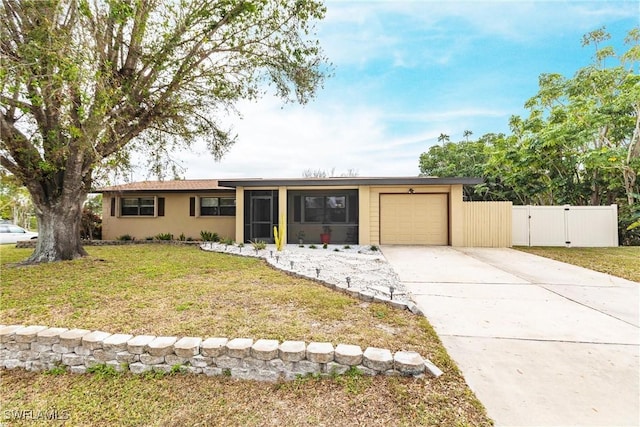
[0, 224, 38, 244]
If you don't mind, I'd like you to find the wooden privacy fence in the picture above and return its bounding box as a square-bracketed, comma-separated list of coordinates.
[513, 205, 619, 247]
[463, 201, 513, 247]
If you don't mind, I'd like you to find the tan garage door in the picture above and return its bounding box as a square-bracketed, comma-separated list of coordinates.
[380, 194, 449, 245]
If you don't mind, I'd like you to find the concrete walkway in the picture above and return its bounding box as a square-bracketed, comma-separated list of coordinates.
[382, 246, 640, 426]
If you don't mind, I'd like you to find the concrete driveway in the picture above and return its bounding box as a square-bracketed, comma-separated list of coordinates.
[382, 246, 640, 426]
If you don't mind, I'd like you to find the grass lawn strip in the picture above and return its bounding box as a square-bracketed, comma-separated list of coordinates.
[517, 246, 640, 283]
[0, 244, 493, 426]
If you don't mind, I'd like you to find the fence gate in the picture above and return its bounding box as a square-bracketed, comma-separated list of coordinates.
[512, 205, 618, 247]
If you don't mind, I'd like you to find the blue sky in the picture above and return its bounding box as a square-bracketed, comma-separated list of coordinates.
[164, 0, 639, 180]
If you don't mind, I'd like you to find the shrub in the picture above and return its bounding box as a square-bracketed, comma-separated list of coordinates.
[200, 231, 219, 242]
[80, 207, 102, 240]
[45, 364, 67, 375]
[178, 233, 186, 241]
[155, 233, 173, 241]
[117, 234, 133, 241]
[251, 240, 267, 250]
[619, 203, 640, 246]
[87, 363, 120, 378]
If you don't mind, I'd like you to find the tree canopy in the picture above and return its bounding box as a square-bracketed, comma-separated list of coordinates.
[419, 27, 640, 243]
[0, 0, 329, 262]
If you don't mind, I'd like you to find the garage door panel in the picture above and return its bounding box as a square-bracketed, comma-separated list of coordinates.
[380, 194, 448, 245]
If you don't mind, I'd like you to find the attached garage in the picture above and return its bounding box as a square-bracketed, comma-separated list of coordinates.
[379, 193, 449, 245]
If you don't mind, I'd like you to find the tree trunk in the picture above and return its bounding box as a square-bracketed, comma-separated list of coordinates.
[27, 188, 88, 263]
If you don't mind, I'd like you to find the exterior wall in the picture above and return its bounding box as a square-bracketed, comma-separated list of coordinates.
[234, 187, 245, 243]
[463, 201, 513, 247]
[513, 205, 619, 247]
[449, 185, 464, 246]
[102, 192, 235, 241]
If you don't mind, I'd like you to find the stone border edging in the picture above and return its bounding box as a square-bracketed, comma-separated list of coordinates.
[199, 243, 424, 316]
[0, 325, 443, 381]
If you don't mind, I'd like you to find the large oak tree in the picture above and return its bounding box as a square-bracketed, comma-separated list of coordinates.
[1, 0, 328, 262]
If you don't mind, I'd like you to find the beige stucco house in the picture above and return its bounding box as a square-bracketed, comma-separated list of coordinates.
[98, 176, 510, 246]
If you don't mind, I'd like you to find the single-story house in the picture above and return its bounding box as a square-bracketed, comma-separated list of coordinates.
[97, 176, 510, 246]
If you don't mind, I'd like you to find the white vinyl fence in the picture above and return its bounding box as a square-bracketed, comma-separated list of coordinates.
[513, 205, 619, 247]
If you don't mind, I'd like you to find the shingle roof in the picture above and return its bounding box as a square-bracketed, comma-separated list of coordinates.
[96, 179, 232, 192]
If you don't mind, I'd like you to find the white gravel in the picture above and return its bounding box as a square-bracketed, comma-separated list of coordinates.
[200, 242, 411, 305]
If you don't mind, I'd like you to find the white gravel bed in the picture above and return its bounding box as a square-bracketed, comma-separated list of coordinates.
[200, 242, 414, 308]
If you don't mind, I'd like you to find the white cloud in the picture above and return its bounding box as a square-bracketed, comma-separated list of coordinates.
[126, 1, 637, 183]
[320, 1, 638, 67]
[158, 99, 509, 180]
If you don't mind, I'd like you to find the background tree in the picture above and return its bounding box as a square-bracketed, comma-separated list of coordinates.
[419, 132, 514, 201]
[418, 27, 639, 243]
[302, 168, 359, 178]
[0, 171, 35, 228]
[80, 194, 102, 240]
[516, 27, 640, 206]
[1, 0, 328, 262]
[437, 133, 450, 146]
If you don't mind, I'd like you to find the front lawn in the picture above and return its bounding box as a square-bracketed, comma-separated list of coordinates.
[517, 246, 640, 282]
[0, 244, 492, 426]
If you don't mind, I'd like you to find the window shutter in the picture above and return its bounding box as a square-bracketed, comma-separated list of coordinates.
[189, 197, 195, 216]
[158, 198, 165, 217]
[110, 198, 116, 216]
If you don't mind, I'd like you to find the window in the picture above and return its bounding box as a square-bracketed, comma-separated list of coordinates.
[121, 197, 155, 216]
[326, 196, 346, 222]
[7, 225, 27, 233]
[300, 194, 351, 223]
[219, 198, 236, 216]
[199, 197, 235, 216]
[200, 197, 219, 216]
[303, 196, 324, 222]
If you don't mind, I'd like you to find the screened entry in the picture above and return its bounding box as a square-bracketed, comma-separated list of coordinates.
[244, 190, 279, 243]
[287, 190, 358, 245]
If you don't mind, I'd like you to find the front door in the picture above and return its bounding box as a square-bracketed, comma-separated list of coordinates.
[250, 196, 273, 242]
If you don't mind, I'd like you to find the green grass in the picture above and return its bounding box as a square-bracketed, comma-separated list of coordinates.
[517, 246, 640, 282]
[0, 244, 492, 426]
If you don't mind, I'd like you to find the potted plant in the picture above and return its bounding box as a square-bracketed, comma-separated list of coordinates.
[297, 230, 305, 245]
[320, 226, 331, 244]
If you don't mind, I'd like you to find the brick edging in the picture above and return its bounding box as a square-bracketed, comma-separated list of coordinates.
[0, 325, 443, 381]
